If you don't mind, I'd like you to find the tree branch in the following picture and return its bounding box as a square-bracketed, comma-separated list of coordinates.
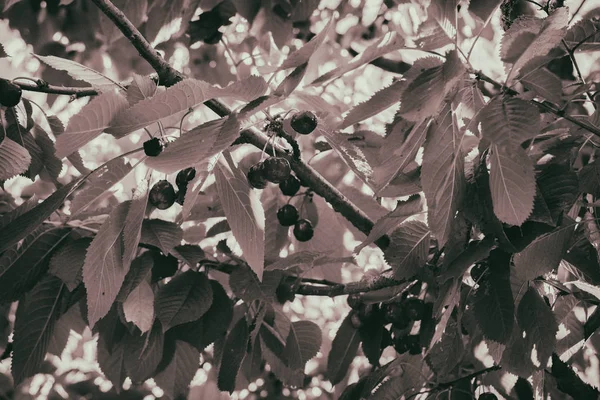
[294, 271, 405, 296]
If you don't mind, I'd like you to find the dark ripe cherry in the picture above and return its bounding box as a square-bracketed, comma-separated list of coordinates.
[357, 303, 376, 321]
[261, 157, 291, 184]
[247, 163, 267, 189]
[279, 175, 301, 196]
[151, 253, 178, 282]
[403, 298, 425, 321]
[143, 137, 163, 157]
[290, 111, 318, 135]
[293, 219, 314, 242]
[176, 167, 196, 188]
[347, 294, 362, 310]
[471, 262, 488, 282]
[149, 180, 176, 210]
[0, 78, 22, 107]
[277, 204, 299, 226]
[350, 312, 363, 329]
[393, 336, 409, 354]
[406, 334, 422, 355]
[276, 282, 296, 304]
[478, 394, 498, 400]
[384, 303, 405, 324]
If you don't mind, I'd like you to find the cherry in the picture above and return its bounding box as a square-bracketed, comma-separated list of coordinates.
[403, 298, 425, 321]
[176, 167, 196, 188]
[478, 394, 498, 400]
[277, 204, 299, 226]
[350, 312, 363, 329]
[347, 294, 362, 310]
[406, 334, 422, 355]
[151, 253, 178, 282]
[471, 262, 488, 282]
[279, 175, 301, 196]
[262, 157, 291, 184]
[357, 303, 376, 321]
[149, 180, 176, 210]
[0, 78, 22, 107]
[143, 137, 163, 157]
[272, 1, 292, 19]
[290, 111, 318, 135]
[247, 163, 267, 189]
[293, 219, 314, 242]
[276, 281, 296, 304]
[393, 336, 409, 354]
[384, 303, 406, 325]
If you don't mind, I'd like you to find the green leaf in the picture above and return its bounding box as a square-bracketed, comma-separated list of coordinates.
[54, 91, 129, 158]
[31, 125, 64, 182]
[480, 96, 541, 146]
[47, 302, 86, 356]
[0, 226, 71, 303]
[399, 50, 466, 122]
[123, 279, 154, 333]
[99, 0, 147, 45]
[83, 201, 130, 328]
[170, 280, 233, 352]
[278, 16, 335, 71]
[551, 354, 599, 399]
[579, 158, 600, 196]
[218, 316, 249, 393]
[384, 221, 431, 280]
[34, 54, 123, 91]
[422, 103, 466, 247]
[215, 156, 265, 279]
[273, 62, 308, 97]
[284, 321, 322, 370]
[489, 145, 536, 226]
[0, 134, 31, 180]
[155, 270, 213, 331]
[0, 180, 78, 254]
[154, 340, 199, 400]
[439, 237, 494, 283]
[517, 287, 558, 368]
[70, 157, 134, 217]
[126, 73, 157, 105]
[97, 337, 127, 391]
[520, 67, 563, 105]
[513, 218, 575, 281]
[468, 0, 502, 22]
[553, 295, 584, 355]
[533, 163, 579, 225]
[171, 244, 205, 268]
[426, 319, 463, 378]
[145, 115, 241, 174]
[124, 320, 164, 383]
[12, 274, 66, 384]
[46, 115, 90, 175]
[49, 237, 91, 291]
[116, 252, 154, 302]
[501, 324, 536, 378]
[122, 183, 149, 270]
[327, 312, 361, 385]
[140, 219, 183, 255]
[563, 18, 600, 51]
[106, 77, 267, 137]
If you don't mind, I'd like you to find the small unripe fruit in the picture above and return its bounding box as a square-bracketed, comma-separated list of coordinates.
[143, 137, 163, 157]
[149, 180, 176, 210]
[403, 298, 425, 321]
[277, 204, 299, 226]
[293, 219, 314, 242]
[279, 175, 301, 196]
[0, 78, 22, 107]
[347, 294, 362, 310]
[290, 111, 318, 135]
[176, 167, 196, 188]
[247, 163, 267, 189]
[262, 157, 291, 184]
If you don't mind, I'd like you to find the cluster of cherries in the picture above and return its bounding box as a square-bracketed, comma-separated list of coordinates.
[147, 167, 196, 210]
[247, 111, 319, 242]
[347, 292, 428, 356]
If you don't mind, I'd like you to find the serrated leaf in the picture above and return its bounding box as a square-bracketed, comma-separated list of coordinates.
[127, 73, 157, 105]
[534, 163, 578, 224]
[278, 16, 335, 71]
[124, 320, 164, 382]
[46, 115, 90, 175]
[145, 115, 240, 174]
[384, 221, 431, 280]
[520, 67, 563, 105]
[32, 125, 64, 182]
[83, 201, 130, 328]
[140, 219, 183, 255]
[54, 91, 129, 158]
[501, 8, 569, 81]
[99, 0, 147, 45]
[0, 226, 71, 303]
[355, 194, 422, 252]
[579, 158, 600, 196]
[513, 218, 575, 281]
[106, 77, 267, 137]
[480, 96, 541, 146]
[399, 50, 466, 122]
[501, 324, 536, 378]
[34, 54, 122, 91]
[422, 103, 466, 247]
[0, 43, 7, 57]
[273, 62, 308, 97]
[517, 287, 558, 368]
[171, 244, 205, 268]
[554, 294, 584, 355]
[123, 279, 154, 333]
[439, 237, 495, 282]
[215, 157, 265, 279]
[122, 183, 149, 271]
[327, 312, 361, 385]
[116, 252, 153, 302]
[567, 280, 600, 301]
[551, 353, 600, 399]
[458, 79, 486, 120]
[0, 135, 31, 180]
[47, 302, 86, 356]
[338, 80, 406, 130]
[49, 237, 91, 291]
[284, 321, 322, 370]
[155, 270, 213, 331]
[154, 340, 199, 399]
[311, 31, 404, 86]
[473, 265, 514, 343]
[430, 0, 458, 39]
[469, 0, 502, 22]
[218, 316, 249, 393]
[426, 319, 463, 378]
[97, 336, 127, 390]
[489, 145, 536, 226]
[563, 18, 600, 51]
[12, 274, 66, 384]
[0, 180, 78, 254]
